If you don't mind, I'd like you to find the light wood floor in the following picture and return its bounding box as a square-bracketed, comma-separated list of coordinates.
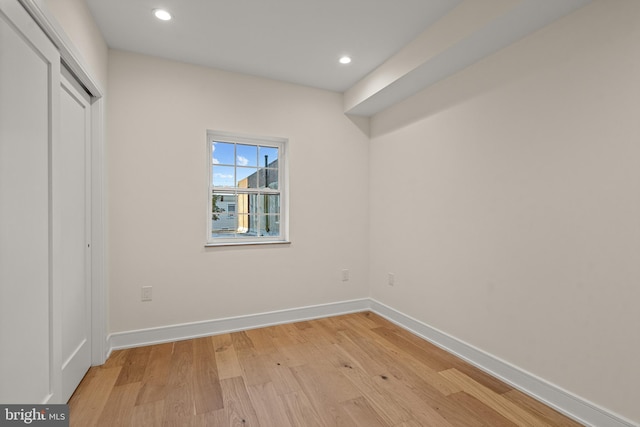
[69, 312, 583, 426]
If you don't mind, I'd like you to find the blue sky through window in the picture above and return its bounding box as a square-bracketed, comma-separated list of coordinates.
[259, 146, 278, 165]
[211, 142, 234, 165]
[236, 144, 257, 167]
[212, 141, 279, 187]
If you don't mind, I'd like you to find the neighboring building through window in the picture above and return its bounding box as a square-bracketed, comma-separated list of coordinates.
[207, 130, 287, 245]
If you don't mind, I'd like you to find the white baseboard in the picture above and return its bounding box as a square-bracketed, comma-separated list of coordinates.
[107, 298, 370, 352]
[369, 299, 637, 427]
[106, 297, 637, 427]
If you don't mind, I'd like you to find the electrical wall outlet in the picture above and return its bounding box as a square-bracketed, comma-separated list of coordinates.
[141, 286, 152, 301]
[388, 273, 395, 287]
[341, 269, 350, 282]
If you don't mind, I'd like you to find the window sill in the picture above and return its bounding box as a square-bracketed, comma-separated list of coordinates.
[205, 240, 291, 248]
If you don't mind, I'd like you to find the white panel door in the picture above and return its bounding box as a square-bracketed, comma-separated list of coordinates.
[58, 70, 92, 402]
[0, 0, 60, 403]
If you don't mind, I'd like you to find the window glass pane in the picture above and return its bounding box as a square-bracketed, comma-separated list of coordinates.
[263, 194, 280, 215]
[258, 168, 278, 189]
[212, 166, 234, 187]
[236, 193, 251, 215]
[212, 142, 234, 166]
[236, 144, 258, 167]
[236, 214, 261, 236]
[212, 192, 236, 217]
[249, 193, 261, 214]
[236, 167, 259, 188]
[259, 146, 278, 165]
[259, 215, 280, 236]
[236, 213, 250, 234]
[211, 227, 236, 239]
[254, 194, 280, 215]
[211, 192, 237, 237]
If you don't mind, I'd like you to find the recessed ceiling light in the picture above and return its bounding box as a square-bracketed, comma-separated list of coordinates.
[153, 9, 172, 21]
[339, 56, 352, 65]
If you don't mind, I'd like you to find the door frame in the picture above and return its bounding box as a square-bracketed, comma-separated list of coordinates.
[19, 0, 108, 366]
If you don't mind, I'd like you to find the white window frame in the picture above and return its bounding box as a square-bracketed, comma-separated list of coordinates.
[206, 130, 289, 246]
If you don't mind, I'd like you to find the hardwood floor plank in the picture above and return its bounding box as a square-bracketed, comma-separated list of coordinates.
[69, 366, 121, 427]
[96, 382, 141, 427]
[115, 345, 152, 386]
[448, 391, 518, 426]
[102, 349, 128, 368]
[331, 336, 389, 376]
[337, 337, 481, 426]
[338, 327, 462, 398]
[295, 319, 338, 347]
[244, 327, 278, 354]
[371, 326, 458, 372]
[313, 316, 348, 343]
[502, 389, 584, 427]
[362, 312, 403, 329]
[340, 396, 388, 427]
[135, 342, 173, 406]
[219, 376, 261, 427]
[162, 340, 196, 424]
[450, 361, 514, 395]
[289, 363, 359, 426]
[231, 330, 256, 353]
[368, 371, 454, 426]
[278, 322, 310, 345]
[247, 382, 294, 427]
[211, 334, 243, 380]
[192, 336, 224, 414]
[291, 359, 362, 404]
[439, 368, 552, 426]
[193, 408, 228, 426]
[280, 391, 325, 427]
[341, 328, 453, 403]
[389, 373, 484, 427]
[337, 312, 385, 337]
[393, 420, 427, 427]
[264, 357, 302, 395]
[338, 358, 414, 425]
[293, 320, 312, 330]
[130, 400, 165, 427]
[372, 323, 513, 394]
[269, 341, 316, 368]
[238, 352, 274, 386]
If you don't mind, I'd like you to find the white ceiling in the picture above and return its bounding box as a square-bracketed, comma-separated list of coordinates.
[86, 0, 592, 115]
[86, 0, 461, 92]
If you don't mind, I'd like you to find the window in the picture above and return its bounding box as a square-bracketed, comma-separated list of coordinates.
[207, 130, 287, 245]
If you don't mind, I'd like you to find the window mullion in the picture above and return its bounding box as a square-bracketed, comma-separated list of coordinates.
[233, 142, 237, 189]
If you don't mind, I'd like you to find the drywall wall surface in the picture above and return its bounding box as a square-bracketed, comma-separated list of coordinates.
[107, 50, 370, 333]
[43, 0, 108, 89]
[369, 0, 640, 422]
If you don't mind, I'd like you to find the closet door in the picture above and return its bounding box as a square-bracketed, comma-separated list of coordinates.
[0, 0, 60, 403]
[58, 69, 92, 402]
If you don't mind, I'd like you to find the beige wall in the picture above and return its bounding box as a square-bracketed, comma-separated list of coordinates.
[107, 50, 370, 333]
[369, 0, 640, 422]
[43, 0, 108, 89]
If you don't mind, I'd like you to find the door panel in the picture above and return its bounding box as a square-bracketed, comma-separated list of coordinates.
[0, 0, 59, 403]
[58, 71, 92, 402]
